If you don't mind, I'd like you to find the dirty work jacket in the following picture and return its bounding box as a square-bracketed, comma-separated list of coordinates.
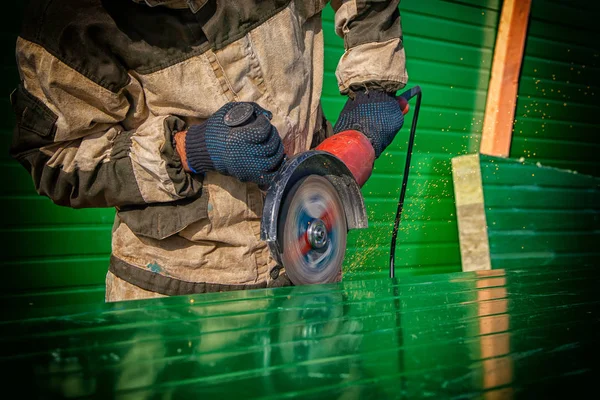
[10, 0, 408, 297]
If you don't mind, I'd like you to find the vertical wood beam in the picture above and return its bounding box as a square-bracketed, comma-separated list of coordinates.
[480, 0, 532, 157]
[451, 154, 492, 271]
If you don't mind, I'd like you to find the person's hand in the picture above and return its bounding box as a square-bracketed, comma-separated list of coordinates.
[333, 90, 404, 158]
[176, 102, 285, 187]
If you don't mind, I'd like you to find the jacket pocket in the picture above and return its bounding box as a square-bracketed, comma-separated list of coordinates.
[117, 193, 209, 240]
[10, 83, 57, 159]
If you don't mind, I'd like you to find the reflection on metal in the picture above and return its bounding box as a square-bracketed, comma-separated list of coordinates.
[475, 270, 513, 398]
[1, 264, 597, 398]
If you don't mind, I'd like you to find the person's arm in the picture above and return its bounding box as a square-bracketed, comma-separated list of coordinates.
[10, 37, 201, 209]
[331, 0, 408, 95]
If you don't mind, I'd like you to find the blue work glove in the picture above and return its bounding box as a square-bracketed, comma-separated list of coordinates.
[333, 90, 404, 158]
[184, 102, 285, 187]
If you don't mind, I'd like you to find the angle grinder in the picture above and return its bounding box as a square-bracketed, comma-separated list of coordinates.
[261, 86, 422, 285]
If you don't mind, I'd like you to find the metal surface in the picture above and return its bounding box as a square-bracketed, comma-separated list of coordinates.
[1, 264, 597, 398]
[279, 175, 347, 285]
[511, 0, 600, 176]
[480, 155, 600, 270]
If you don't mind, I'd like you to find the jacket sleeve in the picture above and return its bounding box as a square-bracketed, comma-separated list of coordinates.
[331, 0, 408, 94]
[10, 37, 202, 209]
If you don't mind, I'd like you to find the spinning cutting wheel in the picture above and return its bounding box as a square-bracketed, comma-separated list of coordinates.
[261, 151, 367, 286]
[278, 175, 347, 285]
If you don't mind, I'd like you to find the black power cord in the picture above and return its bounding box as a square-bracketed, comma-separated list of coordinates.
[389, 86, 422, 278]
[389, 86, 422, 399]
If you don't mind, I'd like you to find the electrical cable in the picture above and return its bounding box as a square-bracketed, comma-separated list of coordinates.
[389, 86, 422, 278]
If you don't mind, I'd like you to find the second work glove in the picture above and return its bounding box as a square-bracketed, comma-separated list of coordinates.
[181, 102, 285, 187]
[333, 90, 404, 158]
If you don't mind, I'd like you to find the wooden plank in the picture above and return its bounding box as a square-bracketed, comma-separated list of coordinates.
[480, 0, 532, 157]
[451, 154, 492, 271]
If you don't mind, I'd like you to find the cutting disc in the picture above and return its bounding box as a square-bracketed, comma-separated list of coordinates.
[278, 174, 347, 285]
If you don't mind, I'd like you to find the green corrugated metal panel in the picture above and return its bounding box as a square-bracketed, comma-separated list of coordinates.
[0, 1, 501, 300]
[1, 264, 597, 398]
[511, 0, 600, 176]
[480, 155, 600, 270]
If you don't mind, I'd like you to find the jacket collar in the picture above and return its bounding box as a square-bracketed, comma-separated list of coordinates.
[133, 0, 208, 13]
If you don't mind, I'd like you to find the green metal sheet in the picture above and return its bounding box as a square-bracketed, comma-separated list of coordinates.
[1, 264, 597, 398]
[479, 155, 600, 270]
[511, 0, 600, 177]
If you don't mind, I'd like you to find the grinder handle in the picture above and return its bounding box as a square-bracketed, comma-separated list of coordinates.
[398, 95, 409, 115]
[397, 85, 423, 115]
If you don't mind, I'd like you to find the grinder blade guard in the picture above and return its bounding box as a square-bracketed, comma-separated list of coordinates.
[260, 151, 368, 285]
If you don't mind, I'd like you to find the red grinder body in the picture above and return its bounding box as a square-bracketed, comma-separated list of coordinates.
[315, 130, 375, 187]
[315, 95, 409, 188]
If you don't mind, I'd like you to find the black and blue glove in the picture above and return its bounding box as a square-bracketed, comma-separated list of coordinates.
[184, 102, 285, 187]
[333, 90, 404, 158]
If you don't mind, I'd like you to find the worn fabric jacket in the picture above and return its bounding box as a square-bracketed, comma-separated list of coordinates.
[11, 0, 408, 299]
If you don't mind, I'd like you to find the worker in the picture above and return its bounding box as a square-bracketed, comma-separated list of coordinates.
[10, 0, 407, 302]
